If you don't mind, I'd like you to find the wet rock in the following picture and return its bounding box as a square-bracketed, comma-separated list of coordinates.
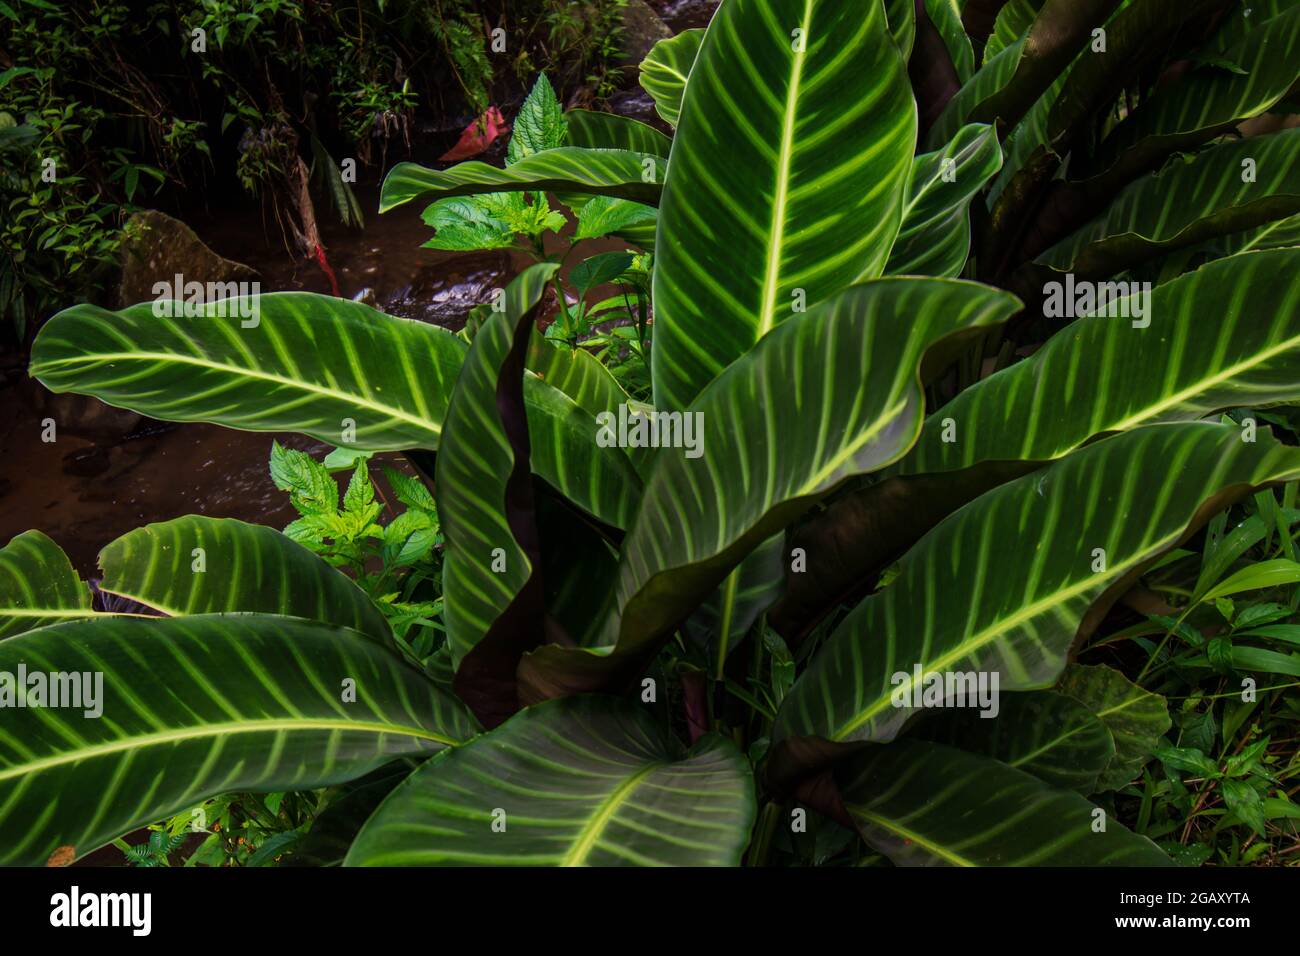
[116, 209, 259, 308]
[381, 251, 512, 330]
[621, 0, 673, 65]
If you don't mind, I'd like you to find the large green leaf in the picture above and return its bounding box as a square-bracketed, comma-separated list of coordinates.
[0, 531, 91, 638]
[31, 293, 462, 451]
[1057, 662, 1171, 790]
[772, 423, 1300, 776]
[638, 28, 704, 126]
[916, 689, 1115, 793]
[0, 614, 477, 866]
[379, 147, 666, 214]
[98, 515, 390, 641]
[651, 0, 917, 411]
[564, 109, 671, 158]
[1086, 5, 1300, 184]
[836, 739, 1172, 865]
[1037, 128, 1300, 278]
[345, 696, 755, 866]
[924, 0, 976, 83]
[927, 37, 1024, 149]
[519, 279, 1021, 699]
[526, 330, 631, 420]
[30, 292, 632, 529]
[907, 248, 1300, 476]
[885, 123, 1003, 277]
[775, 248, 1300, 635]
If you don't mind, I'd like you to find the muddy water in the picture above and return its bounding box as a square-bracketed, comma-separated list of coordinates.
[0, 3, 718, 578]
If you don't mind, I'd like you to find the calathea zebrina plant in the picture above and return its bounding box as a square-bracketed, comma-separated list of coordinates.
[6, 0, 1300, 866]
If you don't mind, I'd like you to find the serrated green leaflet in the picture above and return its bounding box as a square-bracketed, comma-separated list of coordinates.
[379, 147, 665, 214]
[774, 423, 1300, 759]
[345, 696, 755, 866]
[886, 123, 1002, 277]
[651, 0, 916, 411]
[638, 28, 704, 126]
[836, 739, 1172, 865]
[98, 515, 391, 641]
[0, 614, 477, 866]
[0, 531, 91, 638]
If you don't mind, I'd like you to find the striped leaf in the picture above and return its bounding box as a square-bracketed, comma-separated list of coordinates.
[916, 689, 1116, 793]
[345, 696, 755, 866]
[29, 292, 628, 529]
[983, 0, 1042, 62]
[651, 0, 916, 411]
[519, 279, 1021, 699]
[638, 28, 704, 126]
[526, 330, 631, 420]
[907, 248, 1300, 475]
[98, 515, 390, 641]
[926, 36, 1023, 148]
[379, 148, 666, 214]
[772, 423, 1300, 774]
[0, 614, 477, 866]
[0, 531, 91, 639]
[923, 0, 976, 83]
[886, 124, 1003, 277]
[564, 109, 671, 158]
[31, 293, 463, 451]
[438, 264, 556, 711]
[885, 0, 916, 56]
[683, 533, 786, 677]
[1087, 5, 1300, 184]
[776, 249, 1300, 636]
[1057, 663, 1171, 790]
[1038, 128, 1300, 278]
[835, 739, 1172, 865]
